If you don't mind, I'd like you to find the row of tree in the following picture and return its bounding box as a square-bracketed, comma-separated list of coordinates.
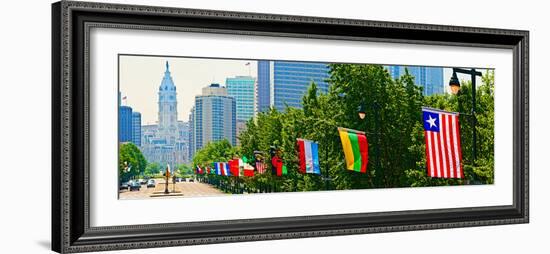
[119, 142, 194, 182]
[192, 64, 495, 193]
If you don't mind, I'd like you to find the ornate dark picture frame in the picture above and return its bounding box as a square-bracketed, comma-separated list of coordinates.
[51, 1, 529, 253]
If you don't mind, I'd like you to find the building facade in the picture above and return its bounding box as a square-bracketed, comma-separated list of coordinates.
[139, 61, 189, 168]
[256, 60, 271, 112]
[256, 61, 330, 111]
[226, 76, 256, 122]
[189, 84, 237, 157]
[131, 112, 141, 146]
[386, 65, 444, 95]
[119, 105, 133, 143]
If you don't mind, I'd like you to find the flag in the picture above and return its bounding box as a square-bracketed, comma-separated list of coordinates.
[297, 139, 321, 174]
[196, 165, 204, 175]
[229, 159, 240, 176]
[338, 127, 368, 173]
[422, 107, 463, 178]
[243, 163, 255, 177]
[213, 162, 231, 176]
[255, 161, 267, 174]
[271, 155, 287, 176]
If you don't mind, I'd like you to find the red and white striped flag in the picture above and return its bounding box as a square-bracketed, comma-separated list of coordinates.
[255, 161, 266, 174]
[422, 107, 463, 178]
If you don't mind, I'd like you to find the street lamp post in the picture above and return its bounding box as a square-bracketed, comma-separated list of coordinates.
[164, 165, 170, 194]
[448, 68, 482, 163]
[358, 101, 381, 187]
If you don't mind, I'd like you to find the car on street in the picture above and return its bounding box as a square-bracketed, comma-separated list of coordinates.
[188, 178, 194, 182]
[147, 179, 156, 188]
[139, 179, 148, 185]
[119, 181, 129, 190]
[129, 181, 141, 191]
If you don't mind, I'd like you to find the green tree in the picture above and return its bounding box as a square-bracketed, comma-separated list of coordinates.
[194, 65, 495, 192]
[177, 164, 193, 177]
[119, 143, 147, 182]
[144, 162, 161, 177]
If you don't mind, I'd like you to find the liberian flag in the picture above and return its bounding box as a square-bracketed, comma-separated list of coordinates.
[422, 107, 463, 178]
[297, 139, 321, 174]
[338, 127, 368, 173]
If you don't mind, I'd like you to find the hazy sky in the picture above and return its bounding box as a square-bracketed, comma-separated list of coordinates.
[120, 55, 257, 125]
[119, 55, 486, 125]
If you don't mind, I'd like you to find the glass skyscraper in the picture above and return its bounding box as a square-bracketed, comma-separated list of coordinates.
[226, 76, 256, 122]
[119, 105, 133, 142]
[386, 65, 444, 95]
[273, 61, 330, 111]
[131, 112, 141, 146]
[257, 60, 271, 112]
[190, 84, 237, 155]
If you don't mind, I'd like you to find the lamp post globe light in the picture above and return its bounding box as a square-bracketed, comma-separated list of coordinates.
[448, 68, 483, 163]
[449, 71, 461, 95]
[358, 103, 366, 120]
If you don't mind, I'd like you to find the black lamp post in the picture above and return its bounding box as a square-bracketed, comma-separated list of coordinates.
[358, 101, 381, 186]
[448, 68, 482, 163]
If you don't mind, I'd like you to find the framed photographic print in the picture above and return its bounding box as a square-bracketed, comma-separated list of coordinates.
[51, 1, 529, 253]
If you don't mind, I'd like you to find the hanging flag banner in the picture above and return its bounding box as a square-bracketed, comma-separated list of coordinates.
[254, 151, 267, 174]
[422, 107, 463, 178]
[229, 159, 240, 176]
[255, 161, 267, 174]
[297, 138, 321, 174]
[243, 163, 255, 177]
[338, 127, 368, 173]
[196, 165, 204, 175]
[213, 162, 231, 176]
[271, 153, 287, 176]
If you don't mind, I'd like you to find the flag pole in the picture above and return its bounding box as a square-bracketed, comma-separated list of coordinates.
[337, 127, 366, 135]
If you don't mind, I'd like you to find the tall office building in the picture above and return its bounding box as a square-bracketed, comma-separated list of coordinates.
[226, 76, 256, 122]
[257, 60, 271, 112]
[190, 84, 237, 155]
[119, 105, 133, 142]
[257, 61, 330, 111]
[188, 107, 195, 159]
[131, 112, 141, 146]
[386, 65, 444, 95]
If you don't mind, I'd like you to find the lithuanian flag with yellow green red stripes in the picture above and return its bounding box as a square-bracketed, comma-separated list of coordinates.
[338, 127, 369, 173]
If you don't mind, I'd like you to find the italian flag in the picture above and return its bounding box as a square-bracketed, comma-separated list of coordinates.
[338, 127, 368, 173]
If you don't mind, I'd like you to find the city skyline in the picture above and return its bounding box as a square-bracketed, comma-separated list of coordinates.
[120, 55, 257, 125]
[117, 55, 495, 200]
[120, 55, 480, 126]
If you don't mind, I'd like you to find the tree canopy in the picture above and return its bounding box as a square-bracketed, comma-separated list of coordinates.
[192, 64, 495, 192]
